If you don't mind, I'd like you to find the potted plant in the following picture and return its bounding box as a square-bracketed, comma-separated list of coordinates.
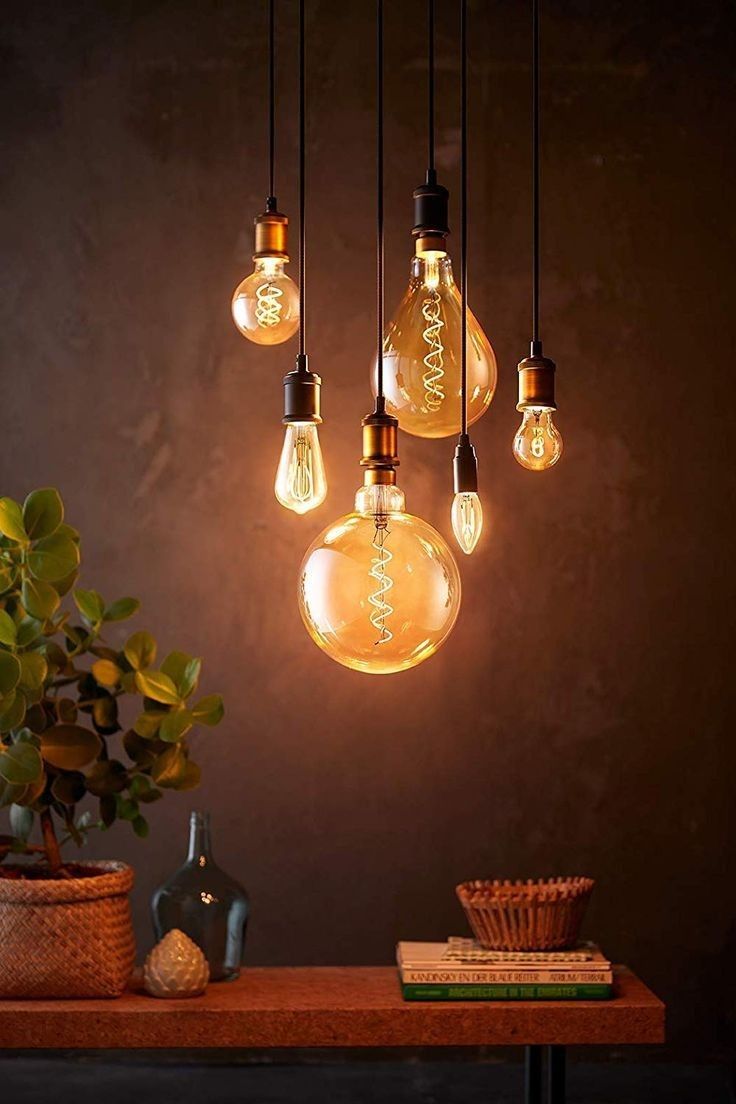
[0, 488, 223, 998]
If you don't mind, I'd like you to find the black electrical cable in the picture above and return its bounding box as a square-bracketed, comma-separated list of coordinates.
[298, 0, 306, 359]
[532, 0, 540, 345]
[428, 0, 435, 177]
[268, 0, 275, 201]
[376, 0, 384, 408]
[460, 0, 468, 437]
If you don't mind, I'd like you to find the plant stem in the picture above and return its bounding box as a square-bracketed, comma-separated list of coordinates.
[40, 809, 63, 874]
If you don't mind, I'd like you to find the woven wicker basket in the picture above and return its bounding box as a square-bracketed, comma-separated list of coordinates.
[0, 860, 135, 998]
[456, 877, 595, 951]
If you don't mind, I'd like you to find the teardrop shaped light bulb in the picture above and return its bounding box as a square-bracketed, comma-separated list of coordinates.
[512, 408, 563, 471]
[451, 491, 483, 555]
[275, 423, 327, 514]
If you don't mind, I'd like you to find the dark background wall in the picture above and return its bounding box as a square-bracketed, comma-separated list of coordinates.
[1, 0, 734, 1063]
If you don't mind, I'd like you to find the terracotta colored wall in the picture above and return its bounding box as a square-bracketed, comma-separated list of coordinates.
[1, 0, 734, 1059]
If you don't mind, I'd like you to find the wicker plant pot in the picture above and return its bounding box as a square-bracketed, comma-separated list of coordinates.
[0, 860, 135, 998]
[456, 877, 595, 951]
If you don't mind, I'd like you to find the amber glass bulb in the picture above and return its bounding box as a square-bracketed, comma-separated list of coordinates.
[274, 423, 327, 515]
[298, 482, 461, 675]
[370, 251, 496, 438]
[231, 258, 299, 346]
[451, 492, 483, 555]
[513, 408, 563, 471]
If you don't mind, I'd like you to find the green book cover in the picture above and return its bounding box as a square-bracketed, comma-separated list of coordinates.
[402, 983, 612, 1001]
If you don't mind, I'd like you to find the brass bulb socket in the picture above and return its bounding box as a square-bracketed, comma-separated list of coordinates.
[360, 411, 399, 484]
[254, 210, 289, 261]
[516, 354, 557, 412]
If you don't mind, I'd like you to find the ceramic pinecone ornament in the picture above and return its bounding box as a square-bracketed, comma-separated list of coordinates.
[144, 928, 209, 998]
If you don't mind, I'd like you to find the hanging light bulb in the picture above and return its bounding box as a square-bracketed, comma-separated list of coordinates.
[372, 228, 497, 439]
[232, 204, 299, 346]
[298, 412, 461, 674]
[513, 407, 563, 471]
[275, 357, 326, 515]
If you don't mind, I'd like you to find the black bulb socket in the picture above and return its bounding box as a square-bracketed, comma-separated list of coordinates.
[283, 354, 322, 424]
[412, 170, 450, 250]
[453, 434, 479, 494]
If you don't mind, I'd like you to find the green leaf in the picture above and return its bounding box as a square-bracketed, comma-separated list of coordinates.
[27, 533, 80, 583]
[99, 794, 116, 827]
[132, 814, 149, 838]
[86, 759, 128, 797]
[54, 569, 79, 598]
[41, 724, 102, 770]
[159, 708, 193, 743]
[124, 630, 157, 671]
[73, 588, 105, 624]
[0, 691, 26, 732]
[0, 562, 19, 594]
[123, 728, 160, 767]
[0, 498, 27, 543]
[92, 659, 121, 687]
[161, 652, 201, 698]
[25, 702, 47, 733]
[176, 760, 201, 791]
[133, 711, 163, 739]
[55, 698, 77, 724]
[135, 669, 180, 705]
[50, 771, 86, 806]
[92, 695, 119, 734]
[116, 796, 139, 821]
[0, 741, 43, 785]
[191, 694, 224, 727]
[18, 652, 47, 692]
[22, 489, 63, 541]
[21, 577, 61, 621]
[103, 597, 140, 623]
[0, 651, 21, 694]
[151, 745, 187, 788]
[0, 776, 28, 808]
[16, 618, 43, 647]
[9, 803, 33, 841]
[0, 610, 17, 646]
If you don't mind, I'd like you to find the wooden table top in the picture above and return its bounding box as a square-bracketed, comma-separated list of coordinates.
[0, 966, 664, 1049]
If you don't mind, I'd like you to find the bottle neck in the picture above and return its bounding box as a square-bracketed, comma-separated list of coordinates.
[187, 811, 213, 867]
[410, 253, 454, 290]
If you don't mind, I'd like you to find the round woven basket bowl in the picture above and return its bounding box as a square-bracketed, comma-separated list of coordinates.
[456, 877, 595, 951]
[0, 860, 135, 999]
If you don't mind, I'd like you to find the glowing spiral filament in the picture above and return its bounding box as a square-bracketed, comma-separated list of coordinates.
[368, 520, 394, 646]
[531, 424, 545, 459]
[421, 291, 445, 411]
[255, 282, 284, 328]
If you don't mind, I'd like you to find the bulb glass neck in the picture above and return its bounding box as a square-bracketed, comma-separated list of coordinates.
[255, 257, 286, 276]
[355, 481, 405, 517]
[411, 253, 454, 290]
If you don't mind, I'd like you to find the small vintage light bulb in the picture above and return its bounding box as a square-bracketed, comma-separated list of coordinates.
[451, 433, 483, 555]
[275, 355, 327, 515]
[232, 202, 299, 346]
[513, 344, 562, 472]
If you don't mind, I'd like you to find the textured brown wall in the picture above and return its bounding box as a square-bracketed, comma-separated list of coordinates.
[1, 0, 734, 1059]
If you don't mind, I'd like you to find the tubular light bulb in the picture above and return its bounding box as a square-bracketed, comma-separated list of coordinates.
[513, 408, 563, 471]
[232, 257, 299, 346]
[451, 492, 483, 555]
[370, 251, 496, 438]
[274, 422, 327, 514]
[298, 482, 461, 675]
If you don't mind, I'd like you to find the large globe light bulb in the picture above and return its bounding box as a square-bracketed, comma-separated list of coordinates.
[370, 250, 496, 438]
[298, 482, 461, 675]
[232, 257, 299, 346]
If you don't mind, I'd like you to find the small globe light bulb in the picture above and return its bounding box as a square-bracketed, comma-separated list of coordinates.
[275, 422, 327, 515]
[512, 408, 563, 471]
[232, 257, 299, 346]
[452, 492, 483, 555]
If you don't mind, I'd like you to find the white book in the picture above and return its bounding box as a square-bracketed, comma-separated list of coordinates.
[397, 939, 612, 985]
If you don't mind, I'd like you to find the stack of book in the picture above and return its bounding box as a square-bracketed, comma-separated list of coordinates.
[397, 937, 613, 1001]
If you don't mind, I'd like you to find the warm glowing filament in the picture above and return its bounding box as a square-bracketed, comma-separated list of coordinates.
[531, 426, 545, 459]
[421, 291, 445, 411]
[451, 492, 483, 556]
[255, 282, 283, 328]
[289, 434, 314, 504]
[368, 521, 394, 645]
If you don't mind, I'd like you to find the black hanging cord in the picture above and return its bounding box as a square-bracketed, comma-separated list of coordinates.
[268, 0, 276, 202]
[298, 0, 306, 358]
[376, 0, 384, 409]
[428, 0, 435, 178]
[532, 0, 540, 346]
[460, 0, 468, 437]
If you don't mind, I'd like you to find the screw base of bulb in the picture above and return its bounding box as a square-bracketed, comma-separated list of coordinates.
[360, 410, 399, 485]
[453, 434, 479, 493]
[254, 202, 289, 261]
[283, 355, 322, 424]
[516, 347, 557, 411]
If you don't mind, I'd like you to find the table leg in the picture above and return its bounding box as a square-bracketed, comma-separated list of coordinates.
[524, 1044, 543, 1104]
[546, 1044, 566, 1103]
